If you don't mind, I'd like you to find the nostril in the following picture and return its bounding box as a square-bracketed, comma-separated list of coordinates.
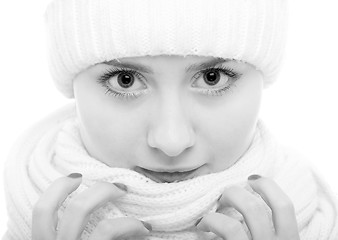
[147, 132, 157, 148]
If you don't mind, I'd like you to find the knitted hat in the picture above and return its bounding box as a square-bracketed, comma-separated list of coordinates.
[44, 0, 289, 98]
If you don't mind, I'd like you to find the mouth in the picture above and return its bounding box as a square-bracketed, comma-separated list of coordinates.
[134, 166, 202, 183]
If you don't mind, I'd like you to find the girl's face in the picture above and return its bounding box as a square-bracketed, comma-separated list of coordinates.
[73, 55, 263, 183]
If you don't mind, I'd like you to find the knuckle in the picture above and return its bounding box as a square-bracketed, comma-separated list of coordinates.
[220, 186, 241, 202]
[92, 181, 124, 198]
[275, 197, 295, 212]
[68, 198, 91, 216]
[243, 199, 265, 214]
[96, 219, 115, 236]
[202, 212, 216, 223]
[32, 200, 51, 218]
[228, 220, 243, 234]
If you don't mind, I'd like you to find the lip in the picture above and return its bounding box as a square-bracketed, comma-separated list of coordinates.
[135, 166, 202, 183]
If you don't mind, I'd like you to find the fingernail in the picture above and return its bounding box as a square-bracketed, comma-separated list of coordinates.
[141, 221, 152, 231]
[194, 217, 203, 226]
[248, 174, 261, 181]
[67, 173, 82, 178]
[113, 183, 128, 192]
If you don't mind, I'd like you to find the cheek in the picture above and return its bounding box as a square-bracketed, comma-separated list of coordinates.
[197, 73, 262, 167]
[78, 106, 147, 167]
[74, 75, 147, 167]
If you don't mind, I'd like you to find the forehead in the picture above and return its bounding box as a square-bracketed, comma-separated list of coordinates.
[100, 55, 237, 74]
[117, 55, 220, 62]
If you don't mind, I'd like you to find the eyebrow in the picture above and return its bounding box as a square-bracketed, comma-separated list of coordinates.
[101, 57, 231, 74]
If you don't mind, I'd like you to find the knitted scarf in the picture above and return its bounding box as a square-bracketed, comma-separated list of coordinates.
[3, 102, 338, 240]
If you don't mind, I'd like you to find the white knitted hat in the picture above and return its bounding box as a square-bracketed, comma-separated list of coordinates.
[44, 0, 289, 98]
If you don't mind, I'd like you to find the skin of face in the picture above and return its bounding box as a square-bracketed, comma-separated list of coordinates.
[73, 54, 264, 182]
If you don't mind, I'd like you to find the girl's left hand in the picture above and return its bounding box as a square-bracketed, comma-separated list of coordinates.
[195, 175, 300, 240]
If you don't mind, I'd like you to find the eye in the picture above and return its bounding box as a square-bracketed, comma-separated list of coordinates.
[191, 66, 241, 96]
[195, 69, 224, 87]
[105, 69, 146, 92]
[97, 67, 148, 100]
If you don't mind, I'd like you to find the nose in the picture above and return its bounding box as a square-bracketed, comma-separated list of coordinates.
[147, 93, 195, 157]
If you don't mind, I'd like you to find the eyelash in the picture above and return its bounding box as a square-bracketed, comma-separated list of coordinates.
[97, 67, 147, 100]
[96, 66, 241, 100]
[192, 66, 241, 96]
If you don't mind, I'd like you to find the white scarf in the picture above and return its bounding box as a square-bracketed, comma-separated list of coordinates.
[3, 102, 338, 240]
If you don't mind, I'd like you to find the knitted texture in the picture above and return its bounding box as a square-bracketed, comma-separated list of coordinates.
[3, 103, 338, 240]
[43, 0, 289, 98]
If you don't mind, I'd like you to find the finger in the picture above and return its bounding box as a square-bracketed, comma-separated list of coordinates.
[56, 181, 127, 240]
[195, 213, 248, 240]
[32, 173, 83, 240]
[218, 186, 274, 239]
[248, 175, 300, 240]
[89, 217, 151, 240]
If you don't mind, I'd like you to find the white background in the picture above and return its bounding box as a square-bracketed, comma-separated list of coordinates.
[0, 0, 337, 237]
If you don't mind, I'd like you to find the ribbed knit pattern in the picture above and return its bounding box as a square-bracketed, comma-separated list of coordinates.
[43, 0, 288, 98]
[3, 103, 338, 239]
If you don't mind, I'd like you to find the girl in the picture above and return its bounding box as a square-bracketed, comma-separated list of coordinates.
[3, 0, 338, 239]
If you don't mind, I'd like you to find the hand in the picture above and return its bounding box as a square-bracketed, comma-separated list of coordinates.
[195, 175, 300, 240]
[32, 173, 151, 240]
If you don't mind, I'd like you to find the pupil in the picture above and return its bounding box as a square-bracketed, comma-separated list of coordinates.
[118, 73, 134, 88]
[204, 70, 220, 86]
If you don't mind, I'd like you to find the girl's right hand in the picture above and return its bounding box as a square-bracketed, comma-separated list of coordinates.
[32, 173, 152, 240]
